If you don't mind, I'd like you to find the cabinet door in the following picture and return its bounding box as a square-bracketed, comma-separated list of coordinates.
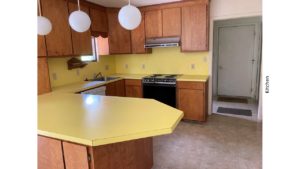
[63, 142, 89, 169]
[38, 136, 64, 169]
[181, 5, 208, 51]
[145, 10, 162, 38]
[90, 7, 108, 34]
[68, 2, 93, 55]
[162, 8, 181, 37]
[115, 80, 125, 97]
[107, 9, 131, 54]
[106, 81, 116, 96]
[177, 88, 205, 121]
[41, 0, 73, 56]
[38, 36, 47, 57]
[131, 12, 151, 54]
[38, 58, 51, 95]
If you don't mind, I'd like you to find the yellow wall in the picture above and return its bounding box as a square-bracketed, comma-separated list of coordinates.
[48, 56, 115, 87]
[115, 47, 209, 75]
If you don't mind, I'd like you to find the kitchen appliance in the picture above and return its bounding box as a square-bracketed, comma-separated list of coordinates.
[144, 37, 180, 48]
[142, 74, 178, 107]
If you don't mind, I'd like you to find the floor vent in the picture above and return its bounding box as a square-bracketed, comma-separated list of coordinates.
[217, 107, 252, 116]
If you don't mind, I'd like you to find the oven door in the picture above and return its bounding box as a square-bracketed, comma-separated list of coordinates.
[143, 84, 176, 107]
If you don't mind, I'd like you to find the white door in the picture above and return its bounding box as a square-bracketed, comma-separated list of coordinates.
[217, 25, 257, 98]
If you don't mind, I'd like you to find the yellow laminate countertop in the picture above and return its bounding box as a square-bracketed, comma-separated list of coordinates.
[38, 93, 183, 146]
[110, 73, 149, 80]
[177, 75, 209, 82]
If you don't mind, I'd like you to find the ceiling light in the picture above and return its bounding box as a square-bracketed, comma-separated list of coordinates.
[69, 0, 91, 32]
[118, 0, 142, 30]
[37, 0, 52, 35]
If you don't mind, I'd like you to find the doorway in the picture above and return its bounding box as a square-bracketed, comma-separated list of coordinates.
[212, 16, 262, 121]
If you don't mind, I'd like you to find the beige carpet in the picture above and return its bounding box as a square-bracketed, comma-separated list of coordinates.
[153, 114, 262, 169]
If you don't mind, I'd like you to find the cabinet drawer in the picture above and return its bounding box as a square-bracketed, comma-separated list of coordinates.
[177, 81, 205, 90]
[125, 79, 142, 86]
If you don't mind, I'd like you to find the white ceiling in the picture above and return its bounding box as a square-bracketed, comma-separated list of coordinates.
[86, 0, 183, 7]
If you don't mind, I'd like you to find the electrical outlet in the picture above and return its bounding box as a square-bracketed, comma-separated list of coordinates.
[76, 69, 80, 76]
[191, 64, 195, 70]
[105, 65, 109, 70]
[203, 56, 207, 62]
[142, 64, 145, 69]
[125, 64, 128, 69]
[52, 73, 57, 80]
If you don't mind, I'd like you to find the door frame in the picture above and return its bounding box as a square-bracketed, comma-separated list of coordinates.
[212, 16, 262, 100]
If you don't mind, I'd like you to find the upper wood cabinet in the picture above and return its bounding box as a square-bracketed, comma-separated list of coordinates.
[41, 0, 73, 56]
[38, 36, 47, 57]
[131, 12, 151, 54]
[68, 2, 93, 55]
[38, 58, 51, 95]
[89, 6, 108, 36]
[145, 10, 162, 38]
[107, 8, 132, 54]
[181, 5, 209, 51]
[162, 8, 181, 37]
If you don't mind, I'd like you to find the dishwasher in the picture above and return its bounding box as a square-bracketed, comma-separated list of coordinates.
[80, 86, 106, 95]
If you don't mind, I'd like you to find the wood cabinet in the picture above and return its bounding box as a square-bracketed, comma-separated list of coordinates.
[38, 58, 51, 95]
[131, 12, 151, 54]
[162, 8, 181, 37]
[125, 79, 143, 98]
[177, 81, 208, 122]
[68, 2, 93, 55]
[38, 136, 64, 169]
[41, 0, 73, 56]
[145, 10, 162, 38]
[38, 136, 152, 169]
[181, 5, 209, 51]
[105, 79, 125, 97]
[89, 6, 108, 36]
[38, 36, 47, 57]
[107, 8, 132, 54]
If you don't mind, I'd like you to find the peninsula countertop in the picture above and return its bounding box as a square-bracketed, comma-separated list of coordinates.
[38, 93, 183, 146]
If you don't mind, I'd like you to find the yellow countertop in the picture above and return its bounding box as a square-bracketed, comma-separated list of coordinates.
[177, 75, 209, 82]
[110, 73, 149, 80]
[38, 93, 183, 146]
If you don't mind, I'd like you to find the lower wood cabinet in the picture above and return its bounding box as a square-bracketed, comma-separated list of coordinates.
[125, 79, 143, 98]
[38, 58, 51, 95]
[38, 135, 153, 169]
[105, 79, 125, 96]
[176, 81, 208, 122]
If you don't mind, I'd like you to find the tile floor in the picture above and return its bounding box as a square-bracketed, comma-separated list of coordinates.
[213, 98, 259, 121]
[153, 114, 262, 169]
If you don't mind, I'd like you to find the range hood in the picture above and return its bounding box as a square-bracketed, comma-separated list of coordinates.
[144, 37, 180, 48]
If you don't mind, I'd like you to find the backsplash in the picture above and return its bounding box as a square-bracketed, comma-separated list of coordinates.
[48, 56, 116, 87]
[114, 47, 209, 75]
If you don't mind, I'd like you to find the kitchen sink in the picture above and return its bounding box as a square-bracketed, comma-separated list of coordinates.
[85, 76, 120, 82]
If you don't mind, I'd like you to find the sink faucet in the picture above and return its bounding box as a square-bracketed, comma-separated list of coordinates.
[94, 72, 103, 78]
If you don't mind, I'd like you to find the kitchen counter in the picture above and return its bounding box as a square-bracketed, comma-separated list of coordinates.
[38, 93, 183, 146]
[110, 73, 149, 80]
[177, 75, 209, 82]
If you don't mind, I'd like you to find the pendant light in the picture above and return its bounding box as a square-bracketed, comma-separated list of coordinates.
[118, 0, 141, 30]
[37, 0, 52, 35]
[69, 0, 91, 32]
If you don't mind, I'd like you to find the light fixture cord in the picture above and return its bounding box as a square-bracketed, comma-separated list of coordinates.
[77, 0, 81, 11]
[129, 0, 131, 6]
[38, 0, 42, 16]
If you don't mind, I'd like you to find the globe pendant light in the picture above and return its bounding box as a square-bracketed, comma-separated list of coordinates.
[118, 0, 142, 30]
[37, 0, 52, 35]
[69, 0, 91, 33]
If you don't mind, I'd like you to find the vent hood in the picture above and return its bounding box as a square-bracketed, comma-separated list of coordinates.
[144, 37, 180, 48]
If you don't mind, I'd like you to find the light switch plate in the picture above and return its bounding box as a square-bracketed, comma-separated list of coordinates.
[52, 73, 57, 80]
[142, 64, 145, 69]
[125, 64, 128, 69]
[191, 64, 195, 69]
[105, 65, 109, 70]
[76, 69, 80, 76]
